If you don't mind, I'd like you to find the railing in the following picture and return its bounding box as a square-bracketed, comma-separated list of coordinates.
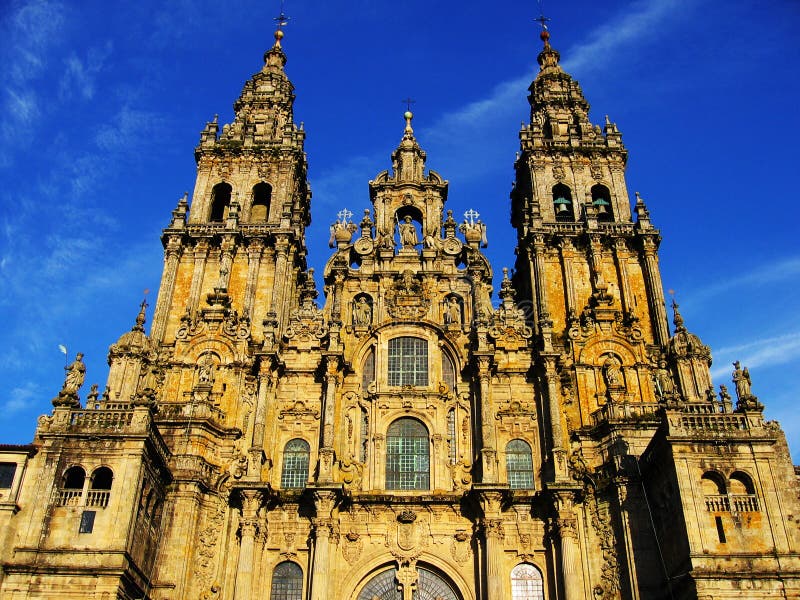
[86, 490, 111, 508]
[56, 489, 111, 508]
[704, 494, 759, 513]
[590, 402, 661, 427]
[680, 414, 748, 432]
[57, 489, 83, 507]
[69, 410, 133, 430]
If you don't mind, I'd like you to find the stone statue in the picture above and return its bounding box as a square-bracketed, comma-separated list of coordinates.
[353, 296, 372, 327]
[603, 355, 622, 388]
[398, 216, 418, 248]
[654, 360, 674, 397]
[197, 355, 214, 385]
[444, 297, 461, 325]
[732, 360, 752, 399]
[375, 228, 394, 249]
[62, 353, 86, 394]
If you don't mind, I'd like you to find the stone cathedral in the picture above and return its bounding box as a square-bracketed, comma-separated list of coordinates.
[1, 24, 799, 600]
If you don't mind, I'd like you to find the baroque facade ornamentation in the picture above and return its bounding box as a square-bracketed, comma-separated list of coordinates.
[1, 21, 799, 600]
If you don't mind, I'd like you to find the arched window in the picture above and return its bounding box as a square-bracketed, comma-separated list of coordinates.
[59, 466, 86, 506]
[511, 563, 544, 600]
[591, 184, 613, 222]
[251, 182, 271, 222]
[442, 352, 456, 391]
[362, 346, 375, 392]
[730, 471, 759, 512]
[701, 471, 728, 513]
[552, 183, 574, 221]
[270, 561, 303, 600]
[506, 440, 534, 489]
[358, 568, 400, 600]
[388, 337, 428, 387]
[386, 418, 429, 490]
[357, 566, 459, 600]
[209, 182, 232, 222]
[280, 439, 310, 489]
[91, 467, 113, 490]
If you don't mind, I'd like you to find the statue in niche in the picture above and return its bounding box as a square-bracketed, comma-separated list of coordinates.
[732, 360, 752, 399]
[398, 215, 419, 249]
[602, 355, 623, 389]
[197, 355, 215, 385]
[444, 296, 461, 325]
[62, 353, 86, 394]
[353, 296, 372, 327]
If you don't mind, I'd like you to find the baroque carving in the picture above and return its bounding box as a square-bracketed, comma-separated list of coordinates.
[384, 270, 431, 320]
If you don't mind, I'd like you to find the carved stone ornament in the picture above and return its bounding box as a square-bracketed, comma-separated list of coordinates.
[385, 270, 431, 320]
[450, 530, 472, 565]
[488, 269, 532, 342]
[285, 299, 327, 342]
[397, 509, 417, 523]
[552, 164, 566, 181]
[590, 161, 604, 180]
[278, 400, 320, 421]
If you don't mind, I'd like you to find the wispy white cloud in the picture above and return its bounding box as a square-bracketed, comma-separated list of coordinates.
[95, 105, 165, 152]
[686, 256, 800, 306]
[1, 382, 42, 416]
[710, 331, 800, 380]
[59, 42, 112, 101]
[419, 0, 692, 183]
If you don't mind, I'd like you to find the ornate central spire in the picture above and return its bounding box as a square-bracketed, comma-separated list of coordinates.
[391, 110, 427, 182]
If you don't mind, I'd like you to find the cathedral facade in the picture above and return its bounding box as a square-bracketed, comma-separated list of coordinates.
[1, 25, 799, 600]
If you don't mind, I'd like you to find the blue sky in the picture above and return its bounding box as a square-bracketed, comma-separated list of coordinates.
[1, 0, 799, 458]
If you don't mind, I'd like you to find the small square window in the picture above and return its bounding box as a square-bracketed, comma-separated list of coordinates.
[79, 510, 96, 533]
[0, 463, 16, 489]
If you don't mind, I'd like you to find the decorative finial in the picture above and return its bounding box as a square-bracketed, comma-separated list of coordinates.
[402, 98, 416, 134]
[535, 13, 551, 47]
[271, 1, 289, 47]
[669, 292, 685, 331]
[635, 191, 644, 204]
[134, 292, 149, 332]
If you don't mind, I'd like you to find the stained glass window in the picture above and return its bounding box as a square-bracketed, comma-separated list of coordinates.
[414, 567, 459, 600]
[281, 439, 310, 489]
[511, 563, 544, 600]
[388, 337, 428, 387]
[506, 439, 534, 490]
[357, 568, 401, 600]
[270, 561, 303, 600]
[386, 418, 429, 490]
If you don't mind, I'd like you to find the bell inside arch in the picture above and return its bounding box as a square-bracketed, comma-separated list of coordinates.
[593, 198, 610, 214]
[554, 197, 571, 213]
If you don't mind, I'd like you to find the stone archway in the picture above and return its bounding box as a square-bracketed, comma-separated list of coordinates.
[356, 565, 461, 600]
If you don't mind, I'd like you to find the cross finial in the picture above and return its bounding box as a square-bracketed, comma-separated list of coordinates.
[402, 97, 416, 113]
[337, 208, 353, 223]
[274, 0, 290, 30]
[464, 208, 480, 226]
[535, 14, 550, 31]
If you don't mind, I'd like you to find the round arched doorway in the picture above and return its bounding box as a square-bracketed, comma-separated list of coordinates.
[356, 565, 461, 600]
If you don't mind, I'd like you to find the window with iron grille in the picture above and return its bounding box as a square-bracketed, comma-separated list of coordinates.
[511, 563, 544, 599]
[386, 418, 429, 490]
[270, 561, 303, 600]
[0, 463, 16, 489]
[387, 337, 428, 387]
[506, 439, 534, 489]
[357, 568, 401, 600]
[280, 439, 310, 489]
[447, 410, 457, 465]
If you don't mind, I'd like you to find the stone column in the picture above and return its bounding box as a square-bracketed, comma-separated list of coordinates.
[559, 238, 577, 315]
[543, 356, 566, 479]
[249, 363, 275, 473]
[479, 491, 505, 600]
[188, 240, 210, 312]
[531, 235, 550, 324]
[524, 246, 540, 334]
[243, 239, 264, 318]
[555, 492, 584, 600]
[319, 356, 340, 483]
[310, 490, 338, 600]
[639, 235, 669, 346]
[613, 238, 633, 316]
[234, 490, 263, 600]
[270, 237, 289, 327]
[151, 238, 182, 343]
[477, 357, 497, 483]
